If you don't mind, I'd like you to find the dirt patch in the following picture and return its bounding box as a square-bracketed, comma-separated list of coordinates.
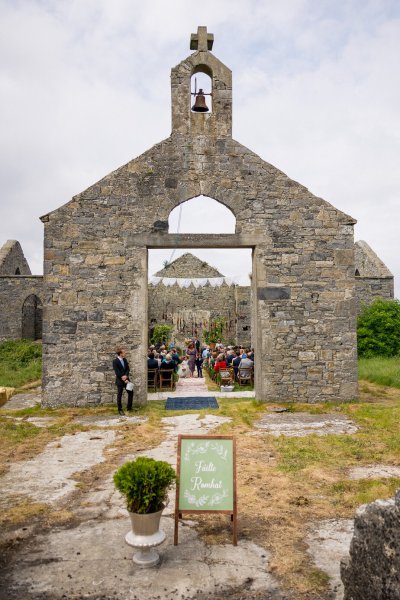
[253, 413, 357, 437]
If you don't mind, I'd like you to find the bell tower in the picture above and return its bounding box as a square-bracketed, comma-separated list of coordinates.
[171, 26, 232, 138]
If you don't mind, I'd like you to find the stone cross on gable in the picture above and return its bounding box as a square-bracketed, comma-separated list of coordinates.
[190, 26, 214, 51]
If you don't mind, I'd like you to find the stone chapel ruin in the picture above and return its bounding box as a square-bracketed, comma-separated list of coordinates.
[0, 27, 394, 407]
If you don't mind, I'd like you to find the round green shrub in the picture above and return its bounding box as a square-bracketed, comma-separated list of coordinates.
[357, 299, 400, 358]
[113, 457, 176, 514]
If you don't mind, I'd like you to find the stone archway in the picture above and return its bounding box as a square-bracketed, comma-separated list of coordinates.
[22, 294, 42, 340]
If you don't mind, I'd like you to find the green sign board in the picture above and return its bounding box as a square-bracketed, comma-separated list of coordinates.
[174, 435, 237, 545]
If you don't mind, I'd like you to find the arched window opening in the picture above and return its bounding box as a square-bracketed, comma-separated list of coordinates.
[169, 196, 235, 235]
[191, 68, 212, 113]
[355, 269, 360, 277]
[22, 295, 42, 340]
[15, 267, 21, 275]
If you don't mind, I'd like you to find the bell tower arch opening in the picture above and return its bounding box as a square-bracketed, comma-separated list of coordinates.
[191, 68, 213, 113]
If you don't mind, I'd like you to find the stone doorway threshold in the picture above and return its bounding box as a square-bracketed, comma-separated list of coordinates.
[148, 390, 255, 400]
[148, 375, 255, 400]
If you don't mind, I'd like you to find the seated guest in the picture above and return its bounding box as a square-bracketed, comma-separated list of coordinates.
[214, 353, 227, 372]
[202, 345, 210, 360]
[226, 349, 235, 366]
[148, 352, 159, 370]
[239, 353, 254, 369]
[160, 354, 175, 371]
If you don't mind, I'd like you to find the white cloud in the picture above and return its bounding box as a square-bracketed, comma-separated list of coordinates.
[0, 0, 399, 296]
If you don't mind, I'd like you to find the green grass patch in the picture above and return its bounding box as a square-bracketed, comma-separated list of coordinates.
[358, 356, 400, 388]
[273, 399, 400, 475]
[0, 418, 43, 445]
[0, 339, 42, 388]
[328, 477, 400, 508]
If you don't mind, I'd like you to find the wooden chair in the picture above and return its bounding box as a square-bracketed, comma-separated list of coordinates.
[159, 370, 175, 391]
[147, 368, 158, 392]
[219, 369, 233, 386]
[237, 367, 253, 386]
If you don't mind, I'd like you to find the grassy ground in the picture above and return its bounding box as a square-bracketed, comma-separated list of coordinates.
[358, 356, 400, 388]
[0, 339, 42, 388]
[1, 382, 400, 598]
[1, 353, 400, 597]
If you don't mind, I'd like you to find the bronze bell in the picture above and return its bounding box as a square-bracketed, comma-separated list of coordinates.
[192, 89, 209, 112]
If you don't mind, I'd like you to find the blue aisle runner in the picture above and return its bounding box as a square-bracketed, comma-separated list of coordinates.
[165, 396, 219, 410]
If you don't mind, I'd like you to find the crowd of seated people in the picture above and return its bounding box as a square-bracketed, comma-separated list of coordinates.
[147, 339, 254, 389]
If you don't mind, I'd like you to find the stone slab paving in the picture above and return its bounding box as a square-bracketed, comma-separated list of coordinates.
[348, 464, 400, 480]
[0, 430, 116, 507]
[253, 412, 358, 437]
[307, 519, 354, 599]
[2, 390, 41, 409]
[2, 519, 283, 600]
[175, 376, 209, 393]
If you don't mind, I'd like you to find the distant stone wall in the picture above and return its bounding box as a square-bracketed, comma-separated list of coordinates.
[355, 277, 394, 312]
[148, 282, 243, 345]
[341, 490, 400, 599]
[0, 276, 43, 340]
[0, 240, 31, 275]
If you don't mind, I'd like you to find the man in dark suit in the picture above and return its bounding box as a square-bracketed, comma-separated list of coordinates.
[113, 347, 133, 415]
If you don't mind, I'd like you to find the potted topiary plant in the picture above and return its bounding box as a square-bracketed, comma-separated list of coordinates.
[113, 457, 176, 567]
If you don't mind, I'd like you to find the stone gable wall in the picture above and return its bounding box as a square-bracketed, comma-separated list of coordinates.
[40, 36, 359, 406]
[0, 240, 31, 276]
[155, 253, 223, 278]
[41, 131, 359, 406]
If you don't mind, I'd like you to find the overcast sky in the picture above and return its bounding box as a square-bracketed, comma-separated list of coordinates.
[1, 0, 399, 296]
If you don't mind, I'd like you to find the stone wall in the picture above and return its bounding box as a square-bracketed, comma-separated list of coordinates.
[234, 286, 251, 345]
[354, 240, 394, 311]
[148, 282, 251, 346]
[0, 276, 43, 340]
[40, 28, 359, 407]
[355, 277, 394, 311]
[341, 490, 400, 599]
[0, 240, 31, 275]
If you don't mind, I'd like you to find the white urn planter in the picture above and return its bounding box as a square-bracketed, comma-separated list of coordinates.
[125, 507, 166, 567]
[113, 457, 176, 569]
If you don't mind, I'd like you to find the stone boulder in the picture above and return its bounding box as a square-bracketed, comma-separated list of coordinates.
[341, 490, 400, 599]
